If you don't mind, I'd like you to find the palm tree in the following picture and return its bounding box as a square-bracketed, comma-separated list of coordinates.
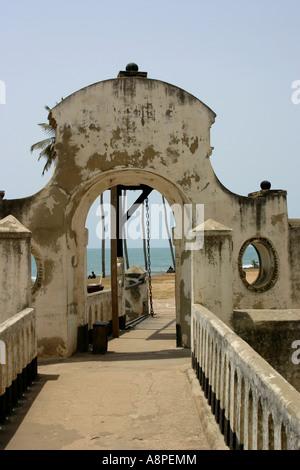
[30, 105, 56, 175]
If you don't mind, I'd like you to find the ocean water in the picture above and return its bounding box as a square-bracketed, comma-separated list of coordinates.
[31, 245, 259, 280]
[242, 244, 260, 268]
[86, 244, 259, 278]
[86, 247, 175, 278]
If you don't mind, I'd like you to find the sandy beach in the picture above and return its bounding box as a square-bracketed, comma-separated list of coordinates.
[90, 268, 259, 300]
[243, 267, 259, 284]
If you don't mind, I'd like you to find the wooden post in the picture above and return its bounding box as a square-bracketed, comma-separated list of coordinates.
[142, 200, 148, 271]
[116, 185, 123, 258]
[123, 190, 129, 270]
[100, 193, 105, 278]
[110, 186, 119, 338]
[162, 195, 175, 269]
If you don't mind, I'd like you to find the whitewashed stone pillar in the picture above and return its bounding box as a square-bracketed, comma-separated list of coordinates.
[193, 219, 233, 325]
[0, 215, 32, 322]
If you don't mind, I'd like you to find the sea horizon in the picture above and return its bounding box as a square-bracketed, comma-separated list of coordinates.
[87, 244, 259, 278]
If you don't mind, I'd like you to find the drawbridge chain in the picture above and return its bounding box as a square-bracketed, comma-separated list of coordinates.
[145, 197, 154, 317]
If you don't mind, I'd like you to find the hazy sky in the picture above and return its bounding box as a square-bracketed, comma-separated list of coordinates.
[1, 0, 299, 248]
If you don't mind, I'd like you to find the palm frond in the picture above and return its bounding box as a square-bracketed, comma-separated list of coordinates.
[36, 142, 56, 175]
[41, 152, 55, 176]
[31, 105, 56, 175]
[30, 137, 55, 153]
[37, 123, 56, 136]
[37, 144, 54, 161]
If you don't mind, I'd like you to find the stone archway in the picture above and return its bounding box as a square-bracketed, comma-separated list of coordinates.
[70, 168, 193, 353]
[33, 66, 216, 357]
[0, 65, 230, 357]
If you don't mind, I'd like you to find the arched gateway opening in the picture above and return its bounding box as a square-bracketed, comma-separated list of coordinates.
[71, 169, 192, 352]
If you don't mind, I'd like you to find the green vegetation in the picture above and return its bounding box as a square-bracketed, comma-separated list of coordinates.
[30, 105, 56, 175]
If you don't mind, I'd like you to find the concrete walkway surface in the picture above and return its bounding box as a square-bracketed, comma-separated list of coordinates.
[0, 299, 228, 451]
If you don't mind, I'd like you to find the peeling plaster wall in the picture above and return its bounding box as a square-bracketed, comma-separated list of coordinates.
[49, 78, 216, 198]
[228, 191, 292, 310]
[288, 220, 300, 306]
[193, 220, 233, 325]
[47, 77, 217, 353]
[0, 216, 32, 322]
[233, 309, 300, 392]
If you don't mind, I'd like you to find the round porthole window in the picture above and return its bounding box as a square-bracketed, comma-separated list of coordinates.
[31, 247, 43, 295]
[238, 237, 278, 292]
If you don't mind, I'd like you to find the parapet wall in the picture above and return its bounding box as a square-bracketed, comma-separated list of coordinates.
[0, 308, 37, 424]
[0, 214, 37, 424]
[233, 309, 300, 392]
[288, 220, 300, 305]
[0, 215, 32, 322]
[192, 303, 300, 450]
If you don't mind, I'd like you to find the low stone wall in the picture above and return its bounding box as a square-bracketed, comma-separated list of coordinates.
[192, 303, 300, 450]
[87, 289, 112, 329]
[86, 286, 126, 341]
[233, 309, 300, 392]
[0, 307, 37, 424]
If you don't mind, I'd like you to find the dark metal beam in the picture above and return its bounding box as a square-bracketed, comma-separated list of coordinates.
[117, 184, 152, 192]
[116, 185, 123, 257]
[123, 186, 153, 222]
[110, 186, 119, 338]
[111, 183, 153, 266]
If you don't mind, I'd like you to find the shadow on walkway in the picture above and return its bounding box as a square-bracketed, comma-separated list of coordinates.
[0, 374, 59, 450]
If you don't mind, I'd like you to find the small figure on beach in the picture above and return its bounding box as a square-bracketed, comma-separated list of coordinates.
[167, 266, 175, 273]
[88, 271, 96, 279]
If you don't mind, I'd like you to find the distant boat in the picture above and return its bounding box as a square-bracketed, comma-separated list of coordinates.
[87, 274, 104, 293]
[87, 284, 104, 293]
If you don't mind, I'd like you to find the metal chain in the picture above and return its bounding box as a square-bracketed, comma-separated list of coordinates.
[145, 197, 154, 317]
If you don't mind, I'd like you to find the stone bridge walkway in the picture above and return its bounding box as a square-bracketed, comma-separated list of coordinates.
[0, 299, 228, 451]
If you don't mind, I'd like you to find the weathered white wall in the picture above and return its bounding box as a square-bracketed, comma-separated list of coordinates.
[125, 264, 149, 322]
[193, 219, 233, 325]
[288, 220, 300, 305]
[87, 290, 112, 328]
[0, 71, 298, 356]
[0, 215, 32, 323]
[0, 215, 37, 423]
